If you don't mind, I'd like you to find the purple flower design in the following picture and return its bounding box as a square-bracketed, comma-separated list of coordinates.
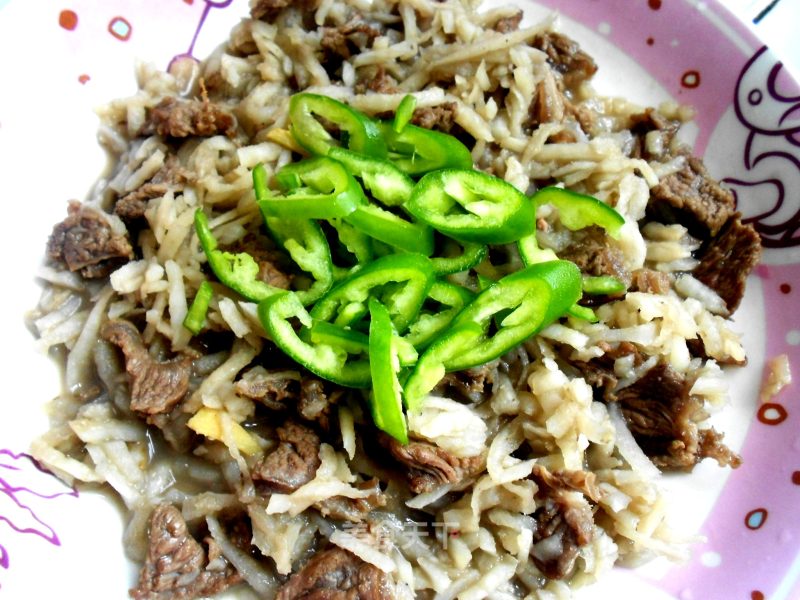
[725, 46, 800, 248]
[0, 449, 77, 583]
[168, 0, 235, 72]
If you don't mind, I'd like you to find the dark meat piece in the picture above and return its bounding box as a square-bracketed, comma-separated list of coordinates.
[114, 184, 167, 221]
[545, 130, 578, 145]
[692, 217, 761, 313]
[315, 478, 387, 522]
[527, 93, 596, 139]
[252, 421, 321, 493]
[320, 19, 381, 61]
[569, 102, 596, 137]
[298, 377, 345, 429]
[558, 225, 632, 288]
[320, 27, 353, 61]
[614, 362, 741, 470]
[564, 341, 643, 402]
[630, 268, 672, 295]
[646, 153, 735, 238]
[685, 338, 706, 363]
[530, 496, 589, 579]
[151, 155, 194, 185]
[530, 463, 601, 503]
[436, 360, 498, 403]
[141, 96, 236, 139]
[234, 367, 300, 411]
[529, 464, 596, 580]
[320, 17, 382, 79]
[697, 428, 742, 468]
[378, 433, 484, 494]
[629, 108, 680, 161]
[223, 515, 256, 554]
[251, 0, 291, 21]
[101, 321, 192, 415]
[354, 65, 399, 94]
[276, 546, 393, 600]
[686, 337, 746, 366]
[47, 201, 134, 279]
[530, 32, 597, 90]
[259, 261, 292, 289]
[299, 377, 329, 422]
[570, 359, 617, 400]
[528, 76, 566, 128]
[493, 10, 523, 33]
[130, 504, 241, 600]
[410, 102, 458, 134]
[115, 156, 194, 221]
[234, 369, 344, 426]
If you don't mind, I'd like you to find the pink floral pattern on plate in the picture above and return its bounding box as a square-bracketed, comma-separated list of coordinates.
[0, 449, 77, 588]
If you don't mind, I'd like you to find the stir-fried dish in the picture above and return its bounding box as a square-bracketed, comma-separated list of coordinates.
[29, 0, 762, 597]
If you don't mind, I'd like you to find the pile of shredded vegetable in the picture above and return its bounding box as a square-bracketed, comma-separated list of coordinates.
[189, 92, 628, 447]
[29, 1, 761, 597]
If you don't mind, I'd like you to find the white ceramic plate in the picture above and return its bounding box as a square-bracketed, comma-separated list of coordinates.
[0, 1, 798, 598]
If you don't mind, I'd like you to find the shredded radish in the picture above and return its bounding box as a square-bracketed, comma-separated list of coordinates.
[607, 403, 660, 479]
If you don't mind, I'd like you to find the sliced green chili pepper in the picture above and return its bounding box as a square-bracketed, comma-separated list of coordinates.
[517, 232, 558, 266]
[258, 157, 365, 220]
[310, 253, 434, 334]
[329, 217, 374, 267]
[566, 304, 598, 323]
[430, 240, 487, 276]
[446, 260, 582, 370]
[266, 154, 425, 273]
[407, 169, 536, 245]
[308, 320, 369, 354]
[476, 273, 495, 291]
[254, 166, 335, 305]
[518, 187, 625, 266]
[194, 210, 284, 303]
[404, 280, 474, 349]
[183, 281, 214, 335]
[260, 214, 334, 305]
[449, 261, 582, 369]
[403, 261, 582, 409]
[378, 121, 473, 176]
[258, 292, 371, 388]
[326, 148, 434, 254]
[312, 318, 416, 367]
[393, 335, 420, 367]
[289, 93, 386, 157]
[328, 147, 414, 207]
[309, 316, 417, 372]
[403, 323, 483, 412]
[368, 298, 413, 444]
[582, 275, 627, 296]
[393, 95, 417, 133]
[533, 187, 625, 237]
[264, 156, 400, 265]
[344, 203, 434, 255]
